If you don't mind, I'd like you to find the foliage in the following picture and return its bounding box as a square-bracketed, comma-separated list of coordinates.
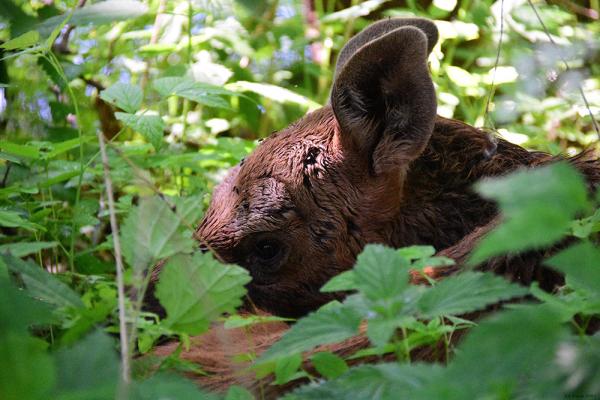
[0, 0, 599, 399]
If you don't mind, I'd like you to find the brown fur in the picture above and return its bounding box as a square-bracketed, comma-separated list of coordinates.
[148, 18, 600, 398]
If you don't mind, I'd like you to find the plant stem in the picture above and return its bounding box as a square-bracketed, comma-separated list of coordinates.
[96, 130, 130, 385]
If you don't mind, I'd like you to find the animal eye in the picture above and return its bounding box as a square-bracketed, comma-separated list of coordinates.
[255, 239, 281, 261]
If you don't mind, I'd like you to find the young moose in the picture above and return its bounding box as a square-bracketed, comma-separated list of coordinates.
[152, 17, 600, 395]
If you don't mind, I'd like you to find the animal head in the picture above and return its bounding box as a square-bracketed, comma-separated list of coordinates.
[197, 18, 439, 317]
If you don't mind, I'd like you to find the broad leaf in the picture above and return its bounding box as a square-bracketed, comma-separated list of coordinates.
[417, 271, 528, 319]
[470, 163, 588, 264]
[354, 244, 411, 301]
[0, 30, 39, 50]
[2, 254, 83, 309]
[131, 373, 218, 400]
[0, 210, 43, 231]
[275, 353, 303, 385]
[121, 196, 196, 272]
[545, 241, 600, 295]
[116, 112, 165, 151]
[153, 77, 235, 109]
[100, 83, 143, 114]
[311, 352, 349, 379]
[0, 241, 58, 257]
[287, 363, 439, 400]
[53, 330, 119, 399]
[320, 270, 357, 293]
[155, 252, 251, 335]
[259, 303, 362, 362]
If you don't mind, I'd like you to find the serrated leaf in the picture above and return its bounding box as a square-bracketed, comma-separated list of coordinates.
[131, 372, 219, 400]
[354, 244, 411, 301]
[226, 81, 320, 110]
[53, 330, 119, 399]
[320, 270, 357, 292]
[0, 30, 39, 50]
[0, 279, 56, 334]
[286, 363, 439, 400]
[311, 351, 348, 379]
[259, 303, 362, 363]
[155, 252, 251, 335]
[545, 241, 600, 295]
[121, 196, 196, 272]
[470, 163, 589, 265]
[0, 241, 58, 257]
[0, 140, 40, 159]
[116, 112, 164, 151]
[0, 210, 43, 231]
[275, 353, 303, 385]
[153, 77, 235, 109]
[417, 271, 528, 319]
[100, 83, 142, 114]
[37, 1, 148, 36]
[2, 255, 83, 309]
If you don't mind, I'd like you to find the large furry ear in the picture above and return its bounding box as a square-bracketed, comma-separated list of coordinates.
[331, 19, 438, 175]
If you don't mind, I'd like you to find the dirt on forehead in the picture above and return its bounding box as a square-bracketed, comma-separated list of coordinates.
[234, 106, 339, 186]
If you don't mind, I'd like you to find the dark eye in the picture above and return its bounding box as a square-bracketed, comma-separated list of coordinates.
[255, 239, 281, 261]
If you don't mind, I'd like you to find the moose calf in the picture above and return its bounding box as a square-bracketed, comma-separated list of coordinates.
[151, 17, 600, 397]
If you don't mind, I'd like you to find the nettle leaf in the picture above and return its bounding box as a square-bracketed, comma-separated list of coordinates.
[311, 352, 349, 380]
[116, 112, 164, 151]
[275, 353, 304, 385]
[417, 271, 528, 319]
[53, 330, 119, 400]
[424, 306, 565, 399]
[287, 363, 439, 400]
[0, 210, 43, 231]
[545, 241, 600, 295]
[0, 241, 58, 257]
[37, 0, 148, 36]
[153, 77, 235, 109]
[2, 254, 83, 309]
[100, 83, 142, 114]
[155, 252, 251, 335]
[258, 303, 362, 363]
[354, 244, 411, 301]
[0, 30, 39, 50]
[131, 372, 218, 400]
[470, 162, 589, 265]
[121, 196, 196, 272]
[320, 270, 357, 293]
[226, 81, 320, 110]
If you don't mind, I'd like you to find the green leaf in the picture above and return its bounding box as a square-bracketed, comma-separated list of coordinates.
[37, 1, 148, 36]
[422, 306, 565, 399]
[311, 352, 349, 379]
[396, 245, 436, 260]
[226, 81, 320, 110]
[320, 270, 357, 292]
[286, 363, 438, 400]
[155, 252, 251, 335]
[116, 112, 164, 151]
[0, 241, 58, 257]
[470, 163, 589, 265]
[275, 353, 303, 385]
[258, 303, 362, 363]
[0, 30, 39, 50]
[0, 140, 40, 159]
[0, 210, 44, 231]
[2, 254, 83, 309]
[417, 271, 529, 319]
[354, 244, 411, 301]
[0, 333, 55, 400]
[225, 385, 255, 400]
[223, 314, 291, 329]
[131, 373, 218, 400]
[100, 83, 143, 114]
[545, 241, 600, 295]
[153, 77, 235, 109]
[53, 330, 119, 400]
[121, 196, 196, 272]
[0, 279, 56, 334]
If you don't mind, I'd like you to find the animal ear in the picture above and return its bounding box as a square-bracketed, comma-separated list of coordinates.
[331, 19, 438, 174]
